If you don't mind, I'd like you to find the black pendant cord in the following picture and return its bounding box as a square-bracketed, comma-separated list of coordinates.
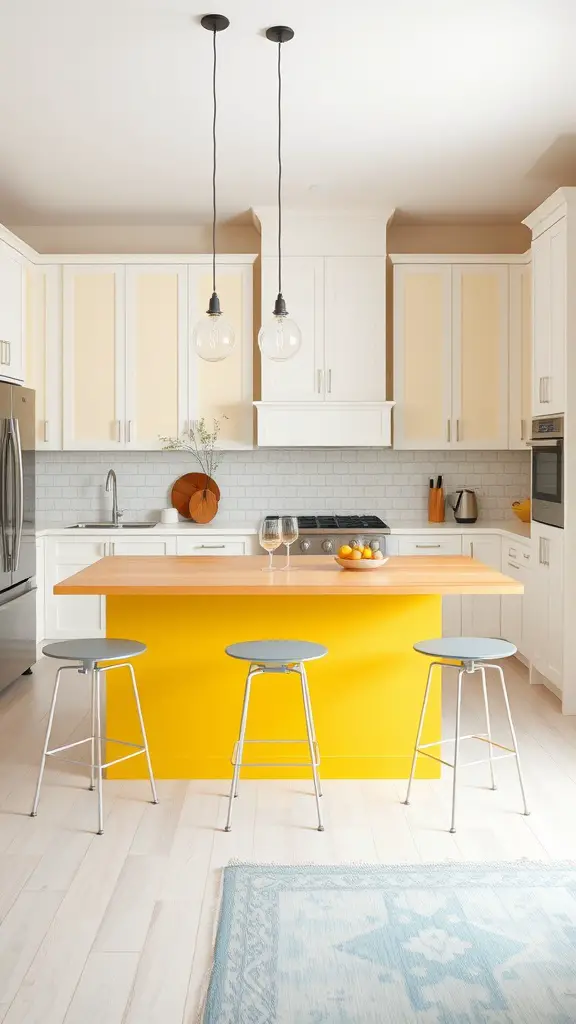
[277, 39, 282, 299]
[211, 27, 217, 297]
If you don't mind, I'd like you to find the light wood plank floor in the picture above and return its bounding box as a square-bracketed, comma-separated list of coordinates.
[0, 654, 574, 1022]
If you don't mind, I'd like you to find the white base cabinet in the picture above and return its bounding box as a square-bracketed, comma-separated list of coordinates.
[395, 534, 463, 638]
[500, 537, 532, 660]
[461, 536, 502, 639]
[527, 522, 564, 691]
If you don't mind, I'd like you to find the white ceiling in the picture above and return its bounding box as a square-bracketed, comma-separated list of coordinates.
[0, 0, 575, 225]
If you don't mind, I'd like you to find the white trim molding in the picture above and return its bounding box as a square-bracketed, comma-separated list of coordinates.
[389, 252, 531, 265]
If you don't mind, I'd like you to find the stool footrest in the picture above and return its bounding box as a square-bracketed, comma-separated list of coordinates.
[231, 738, 320, 770]
[417, 747, 518, 770]
[45, 735, 146, 770]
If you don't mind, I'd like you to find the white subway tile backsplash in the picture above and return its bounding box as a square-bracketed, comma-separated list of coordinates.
[35, 448, 531, 526]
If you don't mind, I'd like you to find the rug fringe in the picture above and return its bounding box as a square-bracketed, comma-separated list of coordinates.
[226, 857, 576, 871]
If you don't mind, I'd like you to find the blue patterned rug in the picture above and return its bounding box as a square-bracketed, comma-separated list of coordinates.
[203, 862, 576, 1023]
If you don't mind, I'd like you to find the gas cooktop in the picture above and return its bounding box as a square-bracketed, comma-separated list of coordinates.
[296, 514, 389, 533]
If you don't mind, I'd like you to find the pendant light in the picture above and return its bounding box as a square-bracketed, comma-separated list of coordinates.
[258, 26, 302, 362]
[193, 14, 235, 362]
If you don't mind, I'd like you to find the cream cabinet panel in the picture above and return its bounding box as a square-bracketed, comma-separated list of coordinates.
[461, 535, 502, 638]
[324, 257, 386, 402]
[63, 266, 126, 449]
[452, 266, 509, 449]
[532, 220, 566, 416]
[260, 256, 324, 404]
[189, 264, 254, 447]
[0, 242, 24, 383]
[393, 265, 452, 449]
[25, 265, 62, 450]
[125, 266, 186, 449]
[509, 265, 532, 448]
[109, 537, 177, 555]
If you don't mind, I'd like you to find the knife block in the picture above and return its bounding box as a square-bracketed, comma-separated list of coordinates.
[428, 487, 445, 523]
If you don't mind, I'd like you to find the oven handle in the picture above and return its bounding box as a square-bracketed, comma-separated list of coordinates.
[526, 438, 562, 448]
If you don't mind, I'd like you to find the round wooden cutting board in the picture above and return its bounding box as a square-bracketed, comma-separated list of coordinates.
[171, 473, 221, 519]
[189, 488, 219, 524]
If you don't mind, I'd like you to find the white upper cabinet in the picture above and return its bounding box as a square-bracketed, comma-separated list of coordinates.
[188, 262, 254, 447]
[125, 265, 186, 449]
[392, 255, 527, 450]
[254, 209, 393, 447]
[508, 264, 532, 448]
[0, 242, 24, 383]
[25, 265, 62, 449]
[63, 265, 126, 449]
[324, 257, 386, 402]
[260, 257, 324, 404]
[529, 217, 566, 415]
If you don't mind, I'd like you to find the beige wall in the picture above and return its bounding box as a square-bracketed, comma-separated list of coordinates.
[388, 220, 530, 255]
[8, 223, 260, 255]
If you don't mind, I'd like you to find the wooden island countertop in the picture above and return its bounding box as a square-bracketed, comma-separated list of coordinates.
[54, 553, 523, 597]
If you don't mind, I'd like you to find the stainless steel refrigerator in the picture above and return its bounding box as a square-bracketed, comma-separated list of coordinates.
[0, 383, 35, 692]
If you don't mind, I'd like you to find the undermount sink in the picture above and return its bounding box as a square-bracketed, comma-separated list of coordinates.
[68, 522, 155, 530]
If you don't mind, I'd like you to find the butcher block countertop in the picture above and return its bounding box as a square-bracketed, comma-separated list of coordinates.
[54, 554, 523, 597]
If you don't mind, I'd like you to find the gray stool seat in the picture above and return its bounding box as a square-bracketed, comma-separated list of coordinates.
[404, 635, 529, 833]
[225, 640, 327, 664]
[32, 637, 156, 835]
[413, 637, 516, 662]
[224, 639, 327, 833]
[43, 639, 146, 664]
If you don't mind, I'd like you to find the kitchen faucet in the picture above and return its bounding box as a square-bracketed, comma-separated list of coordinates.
[105, 469, 123, 525]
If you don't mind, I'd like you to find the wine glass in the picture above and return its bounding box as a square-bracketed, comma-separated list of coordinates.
[259, 517, 282, 571]
[280, 516, 299, 570]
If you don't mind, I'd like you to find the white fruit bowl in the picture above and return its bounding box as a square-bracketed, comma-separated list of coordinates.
[334, 556, 390, 571]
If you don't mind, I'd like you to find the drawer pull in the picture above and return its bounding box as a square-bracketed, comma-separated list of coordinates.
[197, 544, 226, 549]
[507, 562, 521, 570]
[415, 543, 441, 549]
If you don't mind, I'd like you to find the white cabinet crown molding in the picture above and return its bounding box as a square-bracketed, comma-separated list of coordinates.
[522, 187, 576, 237]
[389, 252, 530, 265]
[35, 252, 258, 266]
[253, 207, 392, 256]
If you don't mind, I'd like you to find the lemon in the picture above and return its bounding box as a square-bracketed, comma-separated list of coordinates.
[338, 544, 353, 559]
[362, 547, 373, 559]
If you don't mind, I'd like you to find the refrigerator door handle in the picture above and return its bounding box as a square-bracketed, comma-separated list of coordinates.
[0, 419, 10, 572]
[8, 418, 23, 572]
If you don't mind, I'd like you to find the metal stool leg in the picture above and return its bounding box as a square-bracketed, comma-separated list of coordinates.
[299, 664, 324, 831]
[94, 667, 104, 835]
[89, 667, 96, 791]
[480, 666, 496, 791]
[127, 663, 158, 805]
[301, 665, 322, 798]
[449, 668, 465, 833]
[225, 667, 255, 832]
[31, 665, 68, 816]
[404, 661, 437, 806]
[490, 663, 530, 816]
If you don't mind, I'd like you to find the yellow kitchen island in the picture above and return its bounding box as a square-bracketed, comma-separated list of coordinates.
[54, 554, 522, 780]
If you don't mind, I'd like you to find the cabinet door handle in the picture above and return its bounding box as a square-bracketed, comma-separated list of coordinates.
[415, 543, 441, 549]
[43, 421, 50, 443]
[4, 341, 10, 366]
[546, 377, 551, 403]
[456, 419, 461, 442]
[116, 420, 122, 443]
[520, 419, 525, 441]
[508, 561, 521, 571]
[317, 369, 323, 394]
[446, 419, 451, 442]
[0, 341, 6, 365]
[127, 420, 133, 443]
[470, 541, 474, 558]
[327, 369, 332, 394]
[538, 377, 543, 403]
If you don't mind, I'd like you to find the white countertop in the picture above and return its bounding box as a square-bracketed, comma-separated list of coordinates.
[35, 518, 531, 542]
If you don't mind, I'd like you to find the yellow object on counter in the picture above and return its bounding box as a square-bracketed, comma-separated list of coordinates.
[512, 499, 531, 523]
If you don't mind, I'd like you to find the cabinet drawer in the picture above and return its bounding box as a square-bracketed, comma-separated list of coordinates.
[505, 541, 531, 568]
[110, 539, 176, 556]
[176, 538, 247, 556]
[53, 540, 107, 564]
[397, 535, 462, 556]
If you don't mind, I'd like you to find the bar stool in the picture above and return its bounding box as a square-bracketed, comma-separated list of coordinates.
[31, 639, 158, 835]
[404, 637, 530, 833]
[224, 640, 327, 832]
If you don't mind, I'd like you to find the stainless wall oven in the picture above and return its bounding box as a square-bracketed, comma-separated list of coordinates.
[529, 415, 563, 529]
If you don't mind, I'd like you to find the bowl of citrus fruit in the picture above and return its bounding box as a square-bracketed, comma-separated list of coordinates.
[334, 541, 389, 571]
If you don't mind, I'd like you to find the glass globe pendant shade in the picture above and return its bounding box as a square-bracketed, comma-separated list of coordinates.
[193, 292, 236, 363]
[258, 293, 301, 362]
[258, 315, 301, 362]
